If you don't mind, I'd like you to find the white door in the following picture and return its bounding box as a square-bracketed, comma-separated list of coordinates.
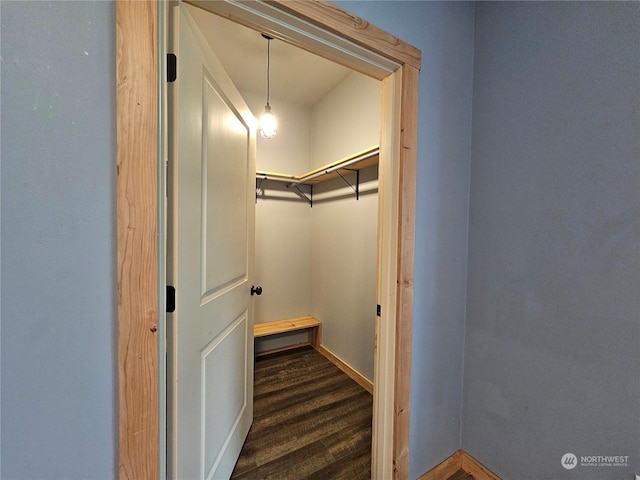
[167, 5, 256, 479]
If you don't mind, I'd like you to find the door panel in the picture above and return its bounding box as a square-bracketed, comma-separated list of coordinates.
[168, 5, 256, 479]
[201, 70, 249, 300]
[201, 312, 249, 476]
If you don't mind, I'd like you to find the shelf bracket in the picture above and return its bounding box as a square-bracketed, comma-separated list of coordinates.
[255, 177, 266, 203]
[335, 169, 360, 200]
[287, 183, 313, 207]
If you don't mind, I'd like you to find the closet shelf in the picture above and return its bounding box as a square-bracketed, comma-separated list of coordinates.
[255, 145, 379, 186]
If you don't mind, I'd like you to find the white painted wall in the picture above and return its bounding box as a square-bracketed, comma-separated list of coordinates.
[310, 72, 380, 380]
[243, 90, 312, 174]
[310, 167, 379, 381]
[242, 91, 313, 351]
[311, 72, 381, 167]
[246, 71, 380, 375]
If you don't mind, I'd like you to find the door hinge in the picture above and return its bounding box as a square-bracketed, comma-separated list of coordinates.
[167, 53, 177, 82]
[376, 304, 381, 317]
[166, 285, 176, 313]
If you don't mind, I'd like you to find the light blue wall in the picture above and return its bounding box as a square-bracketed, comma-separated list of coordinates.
[335, 2, 475, 478]
[1, 1, 117, 478]
[464, 2, 640, 479]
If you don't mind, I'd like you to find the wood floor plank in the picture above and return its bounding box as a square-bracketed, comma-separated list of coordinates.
[253, 370, 358, 418]
[240, 390, 371, 468]
[233, 439, 336, 480]
[231, 346, 373, 479]
[321, 419, 372, 462]
[303, 449, 371, 480]
[250, 385, 367, 436]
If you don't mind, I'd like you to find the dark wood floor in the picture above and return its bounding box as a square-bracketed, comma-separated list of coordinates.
[231, 346, 373, 479]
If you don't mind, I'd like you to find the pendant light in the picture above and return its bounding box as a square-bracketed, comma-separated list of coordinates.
[259, 34, 277, 139]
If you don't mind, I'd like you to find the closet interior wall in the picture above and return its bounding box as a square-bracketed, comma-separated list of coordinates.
[250, 72, 381, 382]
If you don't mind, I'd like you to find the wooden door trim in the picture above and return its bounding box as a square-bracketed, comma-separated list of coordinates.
[394, 63, 419, 478]
[116, 1, 159, 478]
[267, 0, 421, 70]
[117, 1, 420, 478]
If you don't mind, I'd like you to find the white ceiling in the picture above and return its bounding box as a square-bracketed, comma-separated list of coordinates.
[186, 3, 354, 107]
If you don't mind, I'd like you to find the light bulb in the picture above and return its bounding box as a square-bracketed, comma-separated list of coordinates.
[260, 103, 278, 138]
[259, 104, 277, 139]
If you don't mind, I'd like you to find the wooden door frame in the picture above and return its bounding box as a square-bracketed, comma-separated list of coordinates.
[117, 1, 420, 479]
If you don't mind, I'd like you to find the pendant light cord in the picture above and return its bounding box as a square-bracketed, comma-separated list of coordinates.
[259, 34, 277, 139]
[266, 37, 271, 106]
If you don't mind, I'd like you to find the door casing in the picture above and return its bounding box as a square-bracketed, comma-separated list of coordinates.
[116, 1, 420, 479]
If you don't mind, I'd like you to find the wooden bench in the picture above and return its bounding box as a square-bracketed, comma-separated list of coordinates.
[254, 316, 322, 350]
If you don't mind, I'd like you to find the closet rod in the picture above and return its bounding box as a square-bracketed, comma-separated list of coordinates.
[256, 172, 296, 182]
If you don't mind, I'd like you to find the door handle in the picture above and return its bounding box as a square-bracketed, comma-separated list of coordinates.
[250, 285, 263, 296]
